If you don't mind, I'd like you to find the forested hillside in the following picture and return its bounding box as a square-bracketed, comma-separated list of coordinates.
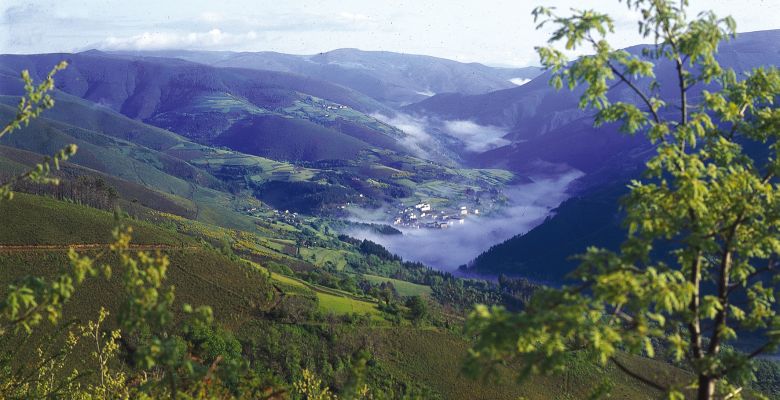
[1, 1, 779, 398]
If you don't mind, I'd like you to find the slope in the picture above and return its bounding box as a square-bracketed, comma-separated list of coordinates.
[0, 192, 686, 399]
[457, 30, 780, 282]
[0, 51, 415, 161]
[0, 100, 259, 230]
[464, 182, 627, 282]
[405, 30, 780, 181]
[110, 48, 542, 107]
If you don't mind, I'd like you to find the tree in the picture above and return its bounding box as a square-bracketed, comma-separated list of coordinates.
[464, 1, 780, 399]
[0, 61, 75, 202]
[406, 296, 428, 326]
[0, 64, 275, 399]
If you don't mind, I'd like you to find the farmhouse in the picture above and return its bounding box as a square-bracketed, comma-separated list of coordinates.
[415, 203, 432, 212]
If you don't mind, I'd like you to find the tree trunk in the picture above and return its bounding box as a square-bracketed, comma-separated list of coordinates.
[697, 375, 715, 400]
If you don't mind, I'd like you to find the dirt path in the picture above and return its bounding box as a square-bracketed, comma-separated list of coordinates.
[0, 244, 199, 252]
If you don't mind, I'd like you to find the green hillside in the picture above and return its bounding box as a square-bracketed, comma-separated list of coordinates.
[0, 104, 263, 230]
[362, 274, 432, 297]
[0, 193, 187, 245]
[0, 93, 516, 224]
[0, 48, 715, 399]
[0, 193, 677, 399]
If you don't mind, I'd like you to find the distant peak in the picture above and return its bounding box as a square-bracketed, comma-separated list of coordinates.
[79, 49, 105, 55]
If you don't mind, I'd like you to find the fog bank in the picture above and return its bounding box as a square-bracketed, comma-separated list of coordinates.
[345, 169, 584, 271]
[371, 112, 511, 157]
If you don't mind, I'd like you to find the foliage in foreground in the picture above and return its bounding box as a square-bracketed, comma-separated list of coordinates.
[466, 1, 780, 399]
[0, 63, 356, 399]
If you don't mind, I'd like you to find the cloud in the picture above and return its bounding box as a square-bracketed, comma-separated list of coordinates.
[345, 169, 584, 271]
[372, 112, 511, 156]
[0, 1, 387, 53]
[338, 12, 372, 22]
[198, 12, 226, 23]
[442, 120, 509, 152]
[371, 112, 437, 158]
[83, 8, 384, 53]
[94, 29, 261, 51]
[509, 77, 531, 86]
[2, 0, 778, 66]
[1, 3, 124, 50]
[175, 10, 378, 34]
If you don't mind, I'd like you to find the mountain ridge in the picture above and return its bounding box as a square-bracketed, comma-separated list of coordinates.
[105, 48, 541, 107]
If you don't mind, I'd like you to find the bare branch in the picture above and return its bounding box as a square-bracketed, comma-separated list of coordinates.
[607, 62, 662, 124]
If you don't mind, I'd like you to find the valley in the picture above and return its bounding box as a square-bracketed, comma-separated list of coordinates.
[1, 3, 779, 397]
[345, 169, 583, 270]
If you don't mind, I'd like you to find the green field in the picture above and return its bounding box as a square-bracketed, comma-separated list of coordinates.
[363, 274, 432, 297]
[316, 291, 380, 316]
[268, 271, 381, 317]
[299, 247, 350, 269]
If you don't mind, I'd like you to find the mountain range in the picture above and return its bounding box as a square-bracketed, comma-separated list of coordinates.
[1, 24, 779, 399]
[407, 30, 780, 181]
[2, 31, 778, 283]
[108, 48, 541, 107]
[0, 49, 527, 225]
[448, 29, 780, 281]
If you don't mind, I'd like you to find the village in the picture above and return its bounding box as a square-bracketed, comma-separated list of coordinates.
[391, 201, 480, 230]
[298, 97, 351, 120]
[244, 206, 302, 225]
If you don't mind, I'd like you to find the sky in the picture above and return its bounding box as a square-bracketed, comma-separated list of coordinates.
[1, 0, 778, 67]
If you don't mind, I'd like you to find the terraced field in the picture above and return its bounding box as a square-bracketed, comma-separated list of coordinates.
[363, 274, 432, 297]
[299, 247, 351, 269]
[266, 271, 381, 317]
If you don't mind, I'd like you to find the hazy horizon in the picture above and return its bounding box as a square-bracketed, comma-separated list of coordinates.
[3, 0, 778, 67]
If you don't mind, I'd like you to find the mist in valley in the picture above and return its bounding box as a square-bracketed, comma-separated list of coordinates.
[345, 169, 584, 271]
[371, 112, 511, 158]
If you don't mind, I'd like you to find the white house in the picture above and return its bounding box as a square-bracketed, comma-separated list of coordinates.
[415, 203, 432, 212]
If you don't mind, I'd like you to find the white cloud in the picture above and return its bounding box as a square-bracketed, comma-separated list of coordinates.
[371, 112, 437, 158]
[96, 29, 260, 51]
[338, 12, 372, 22]
[372, 113, 511, 155]
[442, 120, 509, 152]
[509, 77, 531, 86]
[198, 12, 226, 23]
[1, 0, 778, 64]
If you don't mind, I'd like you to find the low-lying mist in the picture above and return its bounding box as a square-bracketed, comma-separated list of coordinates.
[345, 169, 584, 271]
[371, 112, 510, 157]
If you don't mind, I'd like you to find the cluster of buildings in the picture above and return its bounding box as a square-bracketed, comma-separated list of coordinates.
[322, 104, 348, 110]
[275, 209, 299, 223]
[319, 102, 349, 117]
[245, 207, 300, 224]
[392, 202, 480, 229]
